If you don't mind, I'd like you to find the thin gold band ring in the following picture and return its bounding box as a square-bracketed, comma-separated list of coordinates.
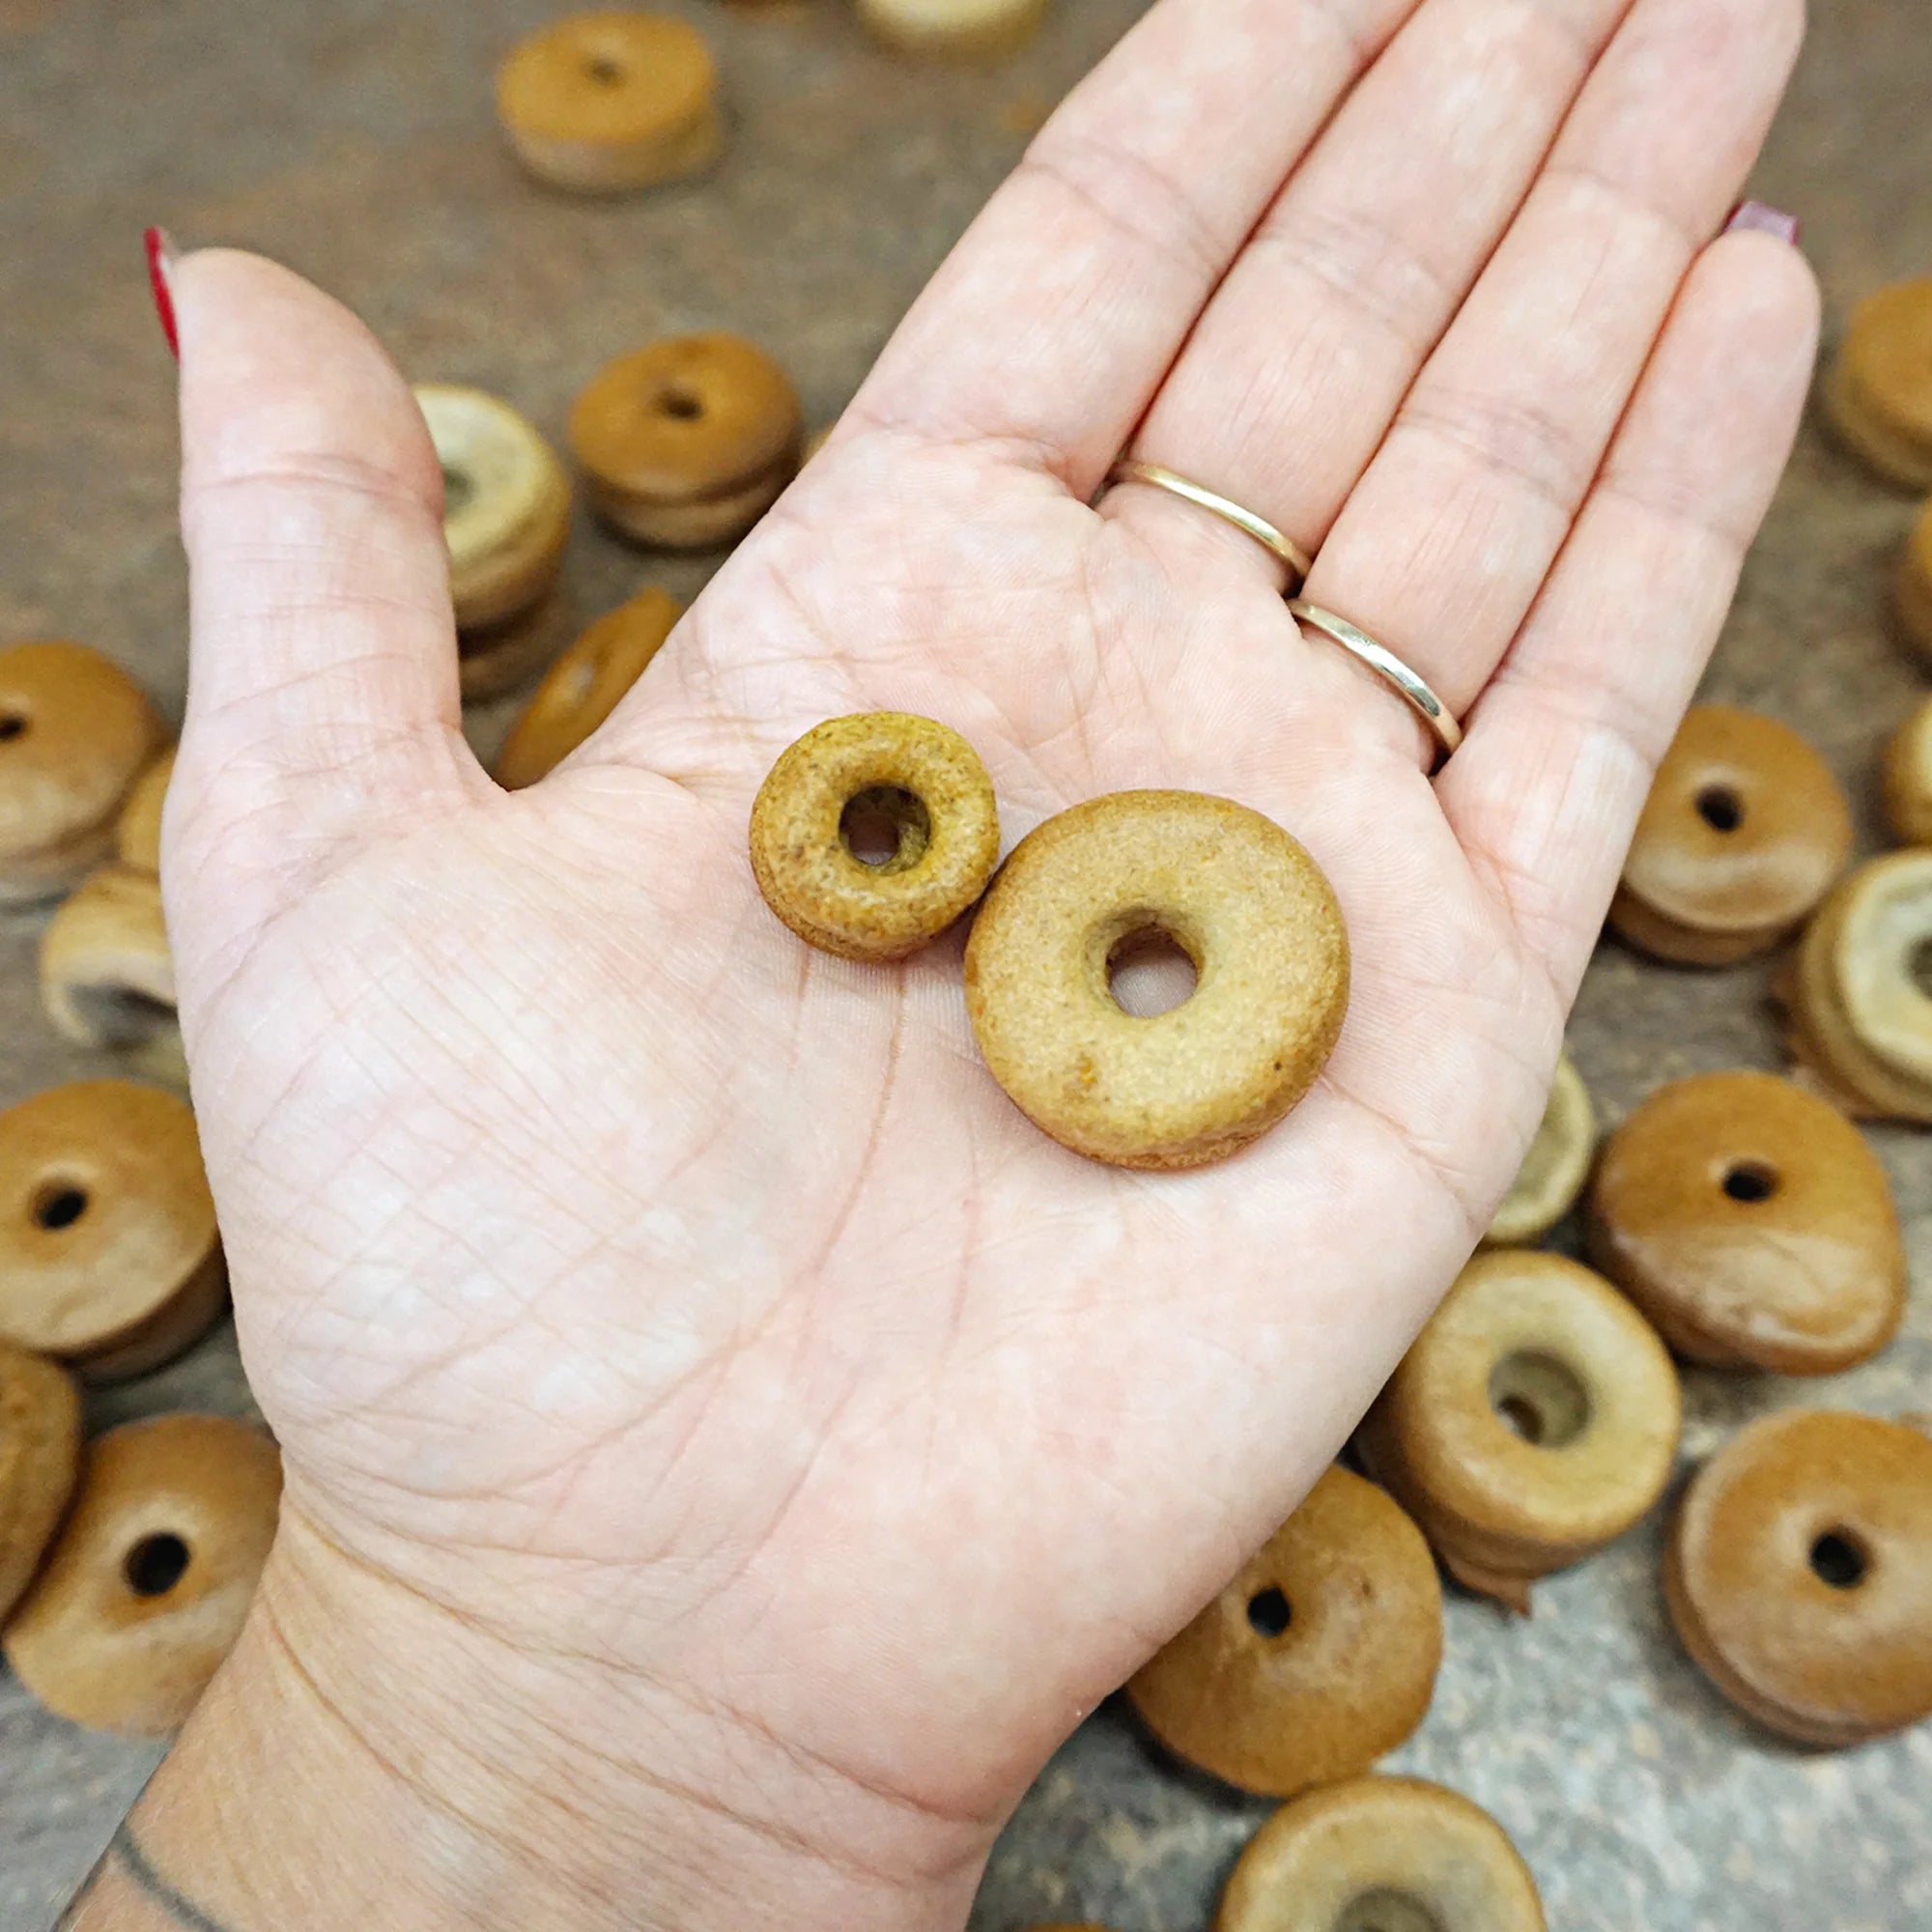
[1288, 600, 1463, 760]
[1106, 460, 1313, 587]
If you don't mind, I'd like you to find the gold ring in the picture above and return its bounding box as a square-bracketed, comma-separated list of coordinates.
[1287, 600, 1463, 760]
[1106, 461, 1313, 587]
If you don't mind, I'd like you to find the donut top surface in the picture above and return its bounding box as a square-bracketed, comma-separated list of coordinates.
[415, 385, 568, 573]
[1840, 279, 1932, 449]
[0, 1342, 81, 1620]
[1620, 706, 1852, 935]
[1827, 852, 1932, 1089]
[1485, 1049, 1594, 1245]
[497, 14, 716, 148]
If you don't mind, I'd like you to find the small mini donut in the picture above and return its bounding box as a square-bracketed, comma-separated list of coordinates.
[1608, 705, 1852, 966]
[965, 791, 1349, 1170]
[495, 589, 680, 789]
[497, 13, 722, 194]
[1586, 1071, 1904, 1376]
[1897, 498, 1932, 667]
[0, 1344, 81, 1623]
[116, 746, 174, 874]
[570, 334, 802, 550]
[0, 1081, 226, 1382]
[1213, 1776, 1545, 1932]
[856, 0, 1050, 62]
[415, 384, 572, 635]
[40, 867, 181, 1084]
[1485, 1048, 1594, 1246]
[1664, 1408, 1932, 1747]
[750, 714, 999, 961]
[1357, 1251, 1680, 1614]
[0, 641, 162, 906]
[1823, 278, 1932, 491]
[3, 1414, 282, 1736]
[1126, 1465, 1441, 1798]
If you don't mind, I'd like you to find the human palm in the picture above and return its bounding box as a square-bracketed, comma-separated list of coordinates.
[156, 0, 1815, 1921]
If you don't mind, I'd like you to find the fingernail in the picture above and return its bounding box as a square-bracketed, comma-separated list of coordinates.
[1723, 200, 1801, 247]
[144, 226, 180, 360]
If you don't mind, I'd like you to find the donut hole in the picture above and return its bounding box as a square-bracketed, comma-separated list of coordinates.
[0, 711, 25, 744]
[1333, 1890, 1446, 1932]
[1908, 935, 1932, 1002]
[1694, 783, 1745, 833]
[582, 51, 628, 85]
[1809, 1527, 1871, 1591]
[1721, 1160, 1779, 1205]
[124, 1532, 190, 1599]
[70, 982, 176, 1049]
[1488, 1350, 1590, 1449]
[1106, 925, 1199, 1018]
[839, 786, 931, 872]
[1245, 1585, 1293, 1638]
[440, 466, 477, 518]
[655, 385, 705, 422]
[30, 1180, 88, 1232]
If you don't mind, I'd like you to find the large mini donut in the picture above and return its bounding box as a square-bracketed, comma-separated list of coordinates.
[1896, 499, 1932, 668]
[1357, 1251, 1680, 1613]
[570, 335, 801, 549]
[3, 1414, 281, 1736]
[1824, 279, 1932, 491]
[1664, 1408, 1932, 1747]
[750, 713, 1000, 961]
[1586, 1071, 1904, 1376]
[40, 865, 183, 1083]
[0, 1344, 81, 1623]
[1609, 705, 1852, 966]
[1127, 1465, 1440, 1798]
[965, 791, 1348, 1170]
[0, 1081, 226, 1382]
[497, 13, 722, 193]
[496, 589, 680, 789]
[1485, 1048, 1594, 1246]
[856, 0, 1050, 61]
[1213, 1776, 1545, 1932]
[116, 746, 175, 874]
[0, 641, 162, 906]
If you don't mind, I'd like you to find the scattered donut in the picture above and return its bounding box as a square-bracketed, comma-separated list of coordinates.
[0, 1343, 80, 1624]
[570, 334, 801, 550]
[2, 1414, 282, 1736]
[1587, 1071, 1904, 1375]
[965, 791, 1348, 1169]
[1485, 1048, 1594, 1245]
[1664, 1408, 1932, 1747]
[495, 589, 680, 789]
[750, 713, 999, 961]
[0, 641, 162, 906]
[1897, 498, 1932, 668]
[40, 866, 183, 1083]
[1881, 695, 1932, 845]
[1357, 1251, 1681, 1614]
[497, 13, 722, 194]
[0, 1081, 226, 1382]
[1608, 705, 1852, 966]
[1212, 1776, 1545, 1932]
[116, 746, 174, 874]
[1126, 1465, 1441, 1798]
[856, 0, 1050, 62]
[1824, 278, 1932, 491]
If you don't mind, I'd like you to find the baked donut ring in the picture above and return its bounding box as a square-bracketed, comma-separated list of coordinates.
[0, 641, 162, 906]
[1824, 279, 1932, 491]
[497, 13, 722, 194]
[1485, 1048, 1594, 1245]
[1357, 1251, 1680, 1614]
[1213, 1776, 1545, 1932]
[1897, 499, 1932, 670]
[965, 791, 1349, 1170]
[1664, 1408, 1932, 1747]
[570, 335, 802, 550]
[3, 1414, 281, 1736]
[116, 746, 174, 874]
[39, 865, 184, 1085]
[750, 713, 999, 961]
[1587, 1071, 1903, 1375]
[1608, 705, 1851, 966]
[1126, 1465, 1441, 1798]
[856, 0, 1050, 61]
[0, 1343, 81, 1623]
[0, 1081, 226, 1382]
[495, 589, 679, 789]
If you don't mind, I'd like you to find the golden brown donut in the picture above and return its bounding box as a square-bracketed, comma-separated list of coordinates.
[1213, 1777, 1545, 1932]
[3, 1415, 281, 1736]
[1126, 1466, 1440, 1798]
[1586, 1071, 1903, 1376]
[0, 641, 163, 906]
[39, 865, 184, 1084]
[570, 335, 802, 550]
[1664, 1408, 1932, 1747]
[1823, 279, 1932, 491]
[1484, 1048, 1594, 1246]
[1608, 705, 1852, 966]
[116, 745, 174, 873]
[0, 1081, 226, 1382]
[965, 791, 1349, 1170]
[495, 589, 679, 789]
[856, 0, 1050, 61]
[750, 714, 999, 961]
[1881, 694, 1932, 844]
[497, 13, 722, 194]
[1897, 499, 1932, 667]
[1357, 1251, 1680, 1614]
[0, 1344, 81, 1623]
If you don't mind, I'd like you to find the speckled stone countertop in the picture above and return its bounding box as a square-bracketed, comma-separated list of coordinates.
[1, 0, 1929, 1926]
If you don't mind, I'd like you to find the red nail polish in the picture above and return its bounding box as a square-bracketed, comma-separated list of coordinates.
[1722, 200, 1801, 247]
[144, 227, 180, 360]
